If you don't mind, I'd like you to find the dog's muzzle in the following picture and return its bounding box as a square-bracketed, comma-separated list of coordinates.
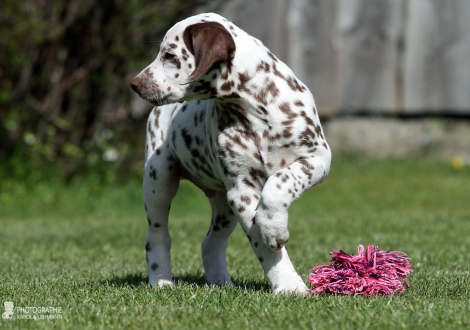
[130, 76, 143, 94]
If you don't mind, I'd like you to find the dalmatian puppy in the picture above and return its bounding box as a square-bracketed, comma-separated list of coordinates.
[131, 13, 331, 294]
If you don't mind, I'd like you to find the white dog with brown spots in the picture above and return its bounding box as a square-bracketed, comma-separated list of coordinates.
[131, 13, 331, 294]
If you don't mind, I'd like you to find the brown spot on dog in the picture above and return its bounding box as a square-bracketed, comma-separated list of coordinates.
[279, 102, 298, 119]
[149, 168, 157, 180]
[238, 72, 251, 93]
[286, 76, 307, 93]
[256, 61, 271, 73]
[240, 195, 251, 205]
[220, 80, 233, 91]
[225, 92, 240, 98]
[268, 52, 278, 62]
[272, 63, 285, 80]
[242, 178, 255, 188]
[282, 127, 293, 139]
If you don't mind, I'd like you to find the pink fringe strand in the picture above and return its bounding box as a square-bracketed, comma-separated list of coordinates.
[308, 244, 412, 296]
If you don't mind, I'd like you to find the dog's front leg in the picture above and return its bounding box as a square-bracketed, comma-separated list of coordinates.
[143, 151, 179, 287]
[256, 153, 331, 252]
[227, 185, 308, 294]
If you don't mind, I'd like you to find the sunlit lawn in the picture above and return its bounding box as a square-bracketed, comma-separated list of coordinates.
[1, 157, 469, 329]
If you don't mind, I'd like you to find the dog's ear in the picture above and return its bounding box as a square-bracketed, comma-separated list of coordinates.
[182, 22, 236, 84]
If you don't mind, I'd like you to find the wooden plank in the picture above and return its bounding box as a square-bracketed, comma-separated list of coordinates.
[219, 0, 470, 114]
[336, 0, 404, 112]
[220, 0, 290, 61]
[221, 0, 338, 116]
[403, 0, 470, 113]
[286, 0, 338, 116]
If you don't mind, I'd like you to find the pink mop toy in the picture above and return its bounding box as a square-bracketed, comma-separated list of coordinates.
[308, 244, 412, 296]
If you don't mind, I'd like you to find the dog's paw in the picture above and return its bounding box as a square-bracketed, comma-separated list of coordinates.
[256, 213, 290, 252]
[149, 278, 174, 288]
[261, 228, 290, 252]
[273, 278, 309, 295]
[206, 274, 234, 287]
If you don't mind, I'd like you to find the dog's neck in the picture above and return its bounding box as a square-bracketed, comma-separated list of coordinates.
[214, 98, 266, 133]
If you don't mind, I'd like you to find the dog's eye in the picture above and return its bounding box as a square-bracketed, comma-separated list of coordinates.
[164, 52, 176, 60]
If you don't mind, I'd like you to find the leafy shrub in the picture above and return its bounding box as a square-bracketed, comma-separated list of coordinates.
[0, 0, 225, 180]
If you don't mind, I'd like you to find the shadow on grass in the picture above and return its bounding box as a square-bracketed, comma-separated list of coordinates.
[102, 273, 271, 292]
[230, 278, 272, 293]
[102, 273, 148, 287]
[175, 274, 272, 292]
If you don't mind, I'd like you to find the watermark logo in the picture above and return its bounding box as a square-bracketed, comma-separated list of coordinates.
[2, 302, 14, 319]
[2, 302, 63, 320]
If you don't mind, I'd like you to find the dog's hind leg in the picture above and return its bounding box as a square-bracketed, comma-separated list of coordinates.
[201, 192, 238, 286]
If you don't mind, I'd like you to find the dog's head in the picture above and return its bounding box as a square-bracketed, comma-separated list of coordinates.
[131, 14, 236, 106]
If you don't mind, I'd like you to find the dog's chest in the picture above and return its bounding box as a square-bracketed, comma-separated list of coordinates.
[169, 100, 298, 192]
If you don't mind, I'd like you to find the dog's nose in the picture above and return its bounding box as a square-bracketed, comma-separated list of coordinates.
[130, 76, 142, 92]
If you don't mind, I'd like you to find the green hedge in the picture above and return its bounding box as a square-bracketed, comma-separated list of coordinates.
[0, 0, 225, 180]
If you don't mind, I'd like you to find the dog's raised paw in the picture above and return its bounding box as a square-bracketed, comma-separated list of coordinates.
[257, 221, 290, 252]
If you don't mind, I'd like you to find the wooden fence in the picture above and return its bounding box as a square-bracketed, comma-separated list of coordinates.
[219, 0, 470, 116]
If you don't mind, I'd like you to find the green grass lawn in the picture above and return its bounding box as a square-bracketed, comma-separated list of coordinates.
[1, 157, 469, 329]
